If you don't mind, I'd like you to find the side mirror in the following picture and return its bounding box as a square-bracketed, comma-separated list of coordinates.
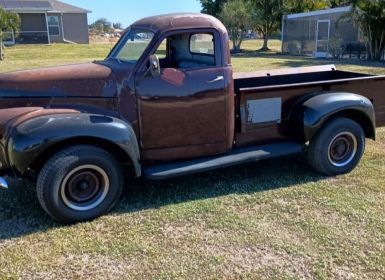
[149, 54, 160, 77]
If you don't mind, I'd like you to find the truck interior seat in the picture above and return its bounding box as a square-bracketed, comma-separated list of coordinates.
[178, 60, 211, 69]
[169, 33, 215, 69]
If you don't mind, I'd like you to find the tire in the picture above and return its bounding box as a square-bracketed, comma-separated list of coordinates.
[308, 118, 365, 176]
[37, 145, 123, 223]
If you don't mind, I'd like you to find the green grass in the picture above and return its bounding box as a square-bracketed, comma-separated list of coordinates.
[0, 43, 113, 73]
[1, 40, 385, 279]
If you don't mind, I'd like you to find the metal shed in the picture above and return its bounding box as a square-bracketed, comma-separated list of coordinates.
[282, 6, 361, 58]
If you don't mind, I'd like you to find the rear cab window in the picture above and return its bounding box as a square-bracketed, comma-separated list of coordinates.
[190, 34, 215, 56]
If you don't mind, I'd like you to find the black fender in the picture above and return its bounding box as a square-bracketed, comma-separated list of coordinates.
[290, 92, 376, 142]
[6, 113, 141, 176]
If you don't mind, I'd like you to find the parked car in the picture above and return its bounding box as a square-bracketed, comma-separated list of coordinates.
[244, 30, 257, 39]
[0, 13, 384, 223]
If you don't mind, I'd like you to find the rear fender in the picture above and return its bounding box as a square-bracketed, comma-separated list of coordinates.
[6, 113, 141, 176]
[290, 92, 375, 141]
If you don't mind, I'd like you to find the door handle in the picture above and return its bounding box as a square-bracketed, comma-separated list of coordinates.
[207, 76, 224, 84]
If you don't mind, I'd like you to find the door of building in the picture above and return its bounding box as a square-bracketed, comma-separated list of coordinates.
[315, 20, 331, 58]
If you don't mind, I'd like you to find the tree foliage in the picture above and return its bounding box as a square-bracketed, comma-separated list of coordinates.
[349, 0, 385, 61]
[284, 0, 329, 13]
[199, 0, 228, 17]
[112, 22, 123, 30]
[328, 0, 351, 8]
[0, 7, 20, 60]
[89, 18, 112, 34]
[249, 0, 284, 51]
[219, 0, 251, 52]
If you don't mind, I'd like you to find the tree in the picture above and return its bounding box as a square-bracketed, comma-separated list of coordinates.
[89, 18, 112, 34]
[249, 0, 284, 51]
[348, 0, 385, 61]
[199, 0, 228, 17]
[220, 0, 251, 52]
[112, 22, 123, 30]
[284, 0, 329, 13]
[0, 7, 20, 60]
[328, 0, 350, 8]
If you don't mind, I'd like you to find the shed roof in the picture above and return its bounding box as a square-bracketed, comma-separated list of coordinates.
[0, 0, 90, 13]
[286, 6, 351, 19]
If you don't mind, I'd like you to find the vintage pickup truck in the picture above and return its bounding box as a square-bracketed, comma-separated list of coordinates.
[0, 14, 384, 223]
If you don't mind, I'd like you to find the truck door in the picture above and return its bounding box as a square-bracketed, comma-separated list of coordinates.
[136, 31, 228, 161]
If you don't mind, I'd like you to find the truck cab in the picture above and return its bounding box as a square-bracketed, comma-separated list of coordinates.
[108, 14, 235, 161]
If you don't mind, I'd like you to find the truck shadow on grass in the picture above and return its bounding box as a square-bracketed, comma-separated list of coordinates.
[0, 154, 325, 241]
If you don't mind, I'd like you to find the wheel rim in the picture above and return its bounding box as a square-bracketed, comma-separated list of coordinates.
[327, 132, 358, 167]
[61, 165, 110, 212]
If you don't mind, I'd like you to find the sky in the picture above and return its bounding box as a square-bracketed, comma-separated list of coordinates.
[64, 0, 203, 28]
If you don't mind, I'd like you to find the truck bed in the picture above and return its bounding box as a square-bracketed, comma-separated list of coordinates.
[233, 65, 385, 147]
[234, 65, 373, 92]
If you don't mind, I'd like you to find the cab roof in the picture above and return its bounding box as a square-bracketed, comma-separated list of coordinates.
[130, 13, 227, 34]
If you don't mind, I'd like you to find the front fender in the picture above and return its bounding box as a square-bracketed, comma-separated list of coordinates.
[291, 92, 375, 141]
[6, 113, 141, 176]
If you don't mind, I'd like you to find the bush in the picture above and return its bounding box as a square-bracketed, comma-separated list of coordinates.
[329, 36, 345, 59]
[287, 40, 302, 55]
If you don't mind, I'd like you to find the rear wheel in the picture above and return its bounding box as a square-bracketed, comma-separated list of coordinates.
[37, 145, 123, 223]
[308, 118, 365, 176]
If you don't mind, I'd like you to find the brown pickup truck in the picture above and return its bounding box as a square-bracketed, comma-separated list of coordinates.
[0, 14, 384, 223]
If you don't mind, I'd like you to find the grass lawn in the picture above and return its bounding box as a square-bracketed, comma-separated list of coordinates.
[0, 40, 385, 280]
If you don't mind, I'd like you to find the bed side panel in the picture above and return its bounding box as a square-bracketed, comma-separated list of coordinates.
[330, 77, 385, 127]
[235, 76, 385, 147]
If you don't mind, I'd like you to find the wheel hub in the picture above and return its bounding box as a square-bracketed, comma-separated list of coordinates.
[61, 165, 110, 212]
[67, 171, 101, 203]
[328, 132, 358, 167]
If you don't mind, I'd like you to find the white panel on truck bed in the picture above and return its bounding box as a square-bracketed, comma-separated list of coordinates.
[247, 98, 282, 124]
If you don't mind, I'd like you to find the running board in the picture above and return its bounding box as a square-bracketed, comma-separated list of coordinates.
[143, 141, 303, 180]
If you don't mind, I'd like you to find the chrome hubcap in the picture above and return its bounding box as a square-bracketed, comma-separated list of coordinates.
[328, 132, 358, 167]
[61, 165, 110, 211]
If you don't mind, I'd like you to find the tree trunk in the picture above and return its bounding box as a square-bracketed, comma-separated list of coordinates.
[237, 34, 243, 52]
[231, 29, 238, 53]
[0, 35, 4, 61]
[260, 33, 269, 51]
[233, 40, 241, 53]
[231, 28, 244, 53]
[232, 38, 237, 52]
[232, 37, 241, 53]
[363, 24, 385, 61]
[367, 37, 385, 61]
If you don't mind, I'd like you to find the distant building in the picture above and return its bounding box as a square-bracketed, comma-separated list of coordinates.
[282, 6, 362, 58]
[1, 0, 91, 44]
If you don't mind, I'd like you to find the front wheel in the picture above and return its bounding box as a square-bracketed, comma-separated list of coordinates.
[308, 118, 365, 176]
[37, 145, 123, 223]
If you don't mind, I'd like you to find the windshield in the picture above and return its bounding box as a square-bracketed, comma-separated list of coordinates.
[112, 29, 154, 63]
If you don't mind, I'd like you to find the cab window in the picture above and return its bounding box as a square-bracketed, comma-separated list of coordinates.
[190, 34, 214, 55]
[153, 32, 216, 69]
[114, 29, 154, 63]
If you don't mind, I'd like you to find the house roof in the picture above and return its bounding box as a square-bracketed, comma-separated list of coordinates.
[0, 0, 90, 13]
[48, 0, 90, 13]
[286, 6, 351, 19]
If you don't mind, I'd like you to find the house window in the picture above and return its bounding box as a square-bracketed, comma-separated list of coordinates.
[48, 16, 60, 36]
